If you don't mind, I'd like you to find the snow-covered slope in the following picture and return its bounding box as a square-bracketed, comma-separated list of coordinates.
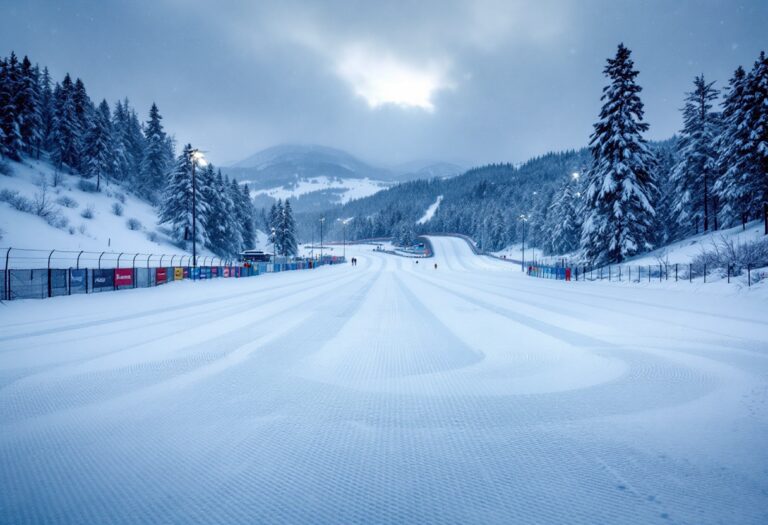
[252, 176, 392, 206]
[417, 195, 443, 225]
[0, 158, 191, 255]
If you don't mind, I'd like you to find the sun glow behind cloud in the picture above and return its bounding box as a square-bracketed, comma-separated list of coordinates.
[336, 47, 450, 112]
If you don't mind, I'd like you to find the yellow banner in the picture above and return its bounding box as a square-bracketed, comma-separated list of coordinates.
[174, 267, 183, 280]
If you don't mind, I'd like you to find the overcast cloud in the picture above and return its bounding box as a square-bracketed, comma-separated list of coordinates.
[1, 0, 766, 166]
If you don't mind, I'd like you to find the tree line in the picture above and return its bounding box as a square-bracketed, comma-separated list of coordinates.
[0, 51, 258, 258]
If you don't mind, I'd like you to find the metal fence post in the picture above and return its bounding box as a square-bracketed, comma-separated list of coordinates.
[659, 264, 662, 282]
[648, 265, 651, 283]
[147, 254, 153, 268]
[704, 264, 707, 283]
[98, 251, 106, 269]
[117, 252, 124, 268]
[675, 264, 678, 282]
[76, 250, 84, 269]
[171, 255, 176, 267]
[748, 264, 751, 287]
[47, 249, 55, 298]
[5, 247, 11, 301]
[608, 266, 611, 282]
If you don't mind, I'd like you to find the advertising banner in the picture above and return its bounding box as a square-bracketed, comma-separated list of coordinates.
[156, 267, 168, 284]
[223, 266, 230, 277]
[115, 268, 133, 287]
[174, 267, 184, 280]
[189, 267, 200, 280]
[211, 267, 218, 277]
[69, 269, 87, 294]
[92, 269, 114, 291]
[183, 267, 189, 278]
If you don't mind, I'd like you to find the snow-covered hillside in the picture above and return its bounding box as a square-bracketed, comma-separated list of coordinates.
[252, 176, 392, 205]
[417, 195, 443, 225]
[0, 158, 193, 255]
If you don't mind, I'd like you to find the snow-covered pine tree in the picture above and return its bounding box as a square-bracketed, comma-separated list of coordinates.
[50, 74, 82, 171]
[715, 66, 750, 228]
[18, 56, 43, 157]
[39, 66, 53, 156]
[199, 163, 225, 255]
[159, 144, 209, 250]
[671, 75, 720, 236]
[239, 183, 256, 250]
[0, 53, 23, 160]
[549, 178, 581, 254]
[397, 221, 415, 247]
[83, 99, 114, 191]
[269, 200, 284, 253]
[716, 53, 768, 229]
[71, 78, 92, 171]
[219, 172, 242, 256]
[112, 100, 137, 184]
[742, 52, 768, 223]
[139, 103, 172, 202]
[581, 44, 657, 264]
[279, 199, 298, 256]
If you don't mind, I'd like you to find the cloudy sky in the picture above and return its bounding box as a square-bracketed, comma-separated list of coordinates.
[1, 0, 766, 167]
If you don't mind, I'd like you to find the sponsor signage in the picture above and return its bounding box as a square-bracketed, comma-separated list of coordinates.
[156, 267, 168, 284]
[211, 267, 218, 277]
[92, 269, 114, 290]
[70, 269, 87, 293]
[189, 267, 200, 280]
[183, 267, 189, 278]
[223, 267, 230, 277]
[115, 268, 133, 287]
[174, 267, 184, 280]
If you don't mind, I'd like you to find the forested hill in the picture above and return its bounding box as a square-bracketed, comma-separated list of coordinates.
[294, 148, 593, 250]
[294, 141, 680, 254]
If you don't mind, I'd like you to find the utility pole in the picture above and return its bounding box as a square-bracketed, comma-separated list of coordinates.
[519, 214, 528, 272]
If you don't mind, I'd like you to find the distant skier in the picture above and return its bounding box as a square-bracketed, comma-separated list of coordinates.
[434, 263, 438, 269]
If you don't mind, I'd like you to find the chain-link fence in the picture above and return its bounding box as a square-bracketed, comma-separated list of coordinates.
[1, 247, 346, 301]
[525, 262, 764, 287]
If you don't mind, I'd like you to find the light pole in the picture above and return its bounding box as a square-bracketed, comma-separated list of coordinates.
[519, 214, 528, 272]
[319, 217, 325, 260]
[188, 148, 206, 270]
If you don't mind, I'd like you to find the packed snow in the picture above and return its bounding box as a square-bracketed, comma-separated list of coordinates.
[1, 237, 767, 524]
[416, 195, 443, 224]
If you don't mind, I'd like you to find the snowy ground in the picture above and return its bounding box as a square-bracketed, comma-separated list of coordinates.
[250, 176, 391, 204]
[1, 237, 767, 524]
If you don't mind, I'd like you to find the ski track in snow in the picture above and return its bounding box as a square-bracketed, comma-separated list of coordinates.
[1, 236, 767, 524]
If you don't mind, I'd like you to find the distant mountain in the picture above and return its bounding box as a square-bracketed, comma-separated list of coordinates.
[222, 144, 463, 213]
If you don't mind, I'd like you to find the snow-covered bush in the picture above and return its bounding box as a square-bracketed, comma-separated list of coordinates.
[80, 205, 95, 219]
[114, 192, 126, 204]
[68, 226, 76, 235]
[0, 189, 33, 212]
[78, 223, 88, 235]
[55, 195, 79, 208]
[147, 231, 158, 242]
[112, 202, 124, 216]
[77, 179, 99, 193]
[127, 218, 142, 231]
[691, 236, 768, 276]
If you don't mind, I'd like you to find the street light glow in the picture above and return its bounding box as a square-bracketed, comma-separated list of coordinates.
[572, 172, 580, 180]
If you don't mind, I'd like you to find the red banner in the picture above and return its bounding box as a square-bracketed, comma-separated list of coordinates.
[115, 268, 133, 287]
[211, 266, 219, 277]
[156, 267, 168, 284]
[223, 267, 230, 277]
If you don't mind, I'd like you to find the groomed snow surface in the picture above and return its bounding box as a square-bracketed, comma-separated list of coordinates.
[1, 237, 767, 524]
